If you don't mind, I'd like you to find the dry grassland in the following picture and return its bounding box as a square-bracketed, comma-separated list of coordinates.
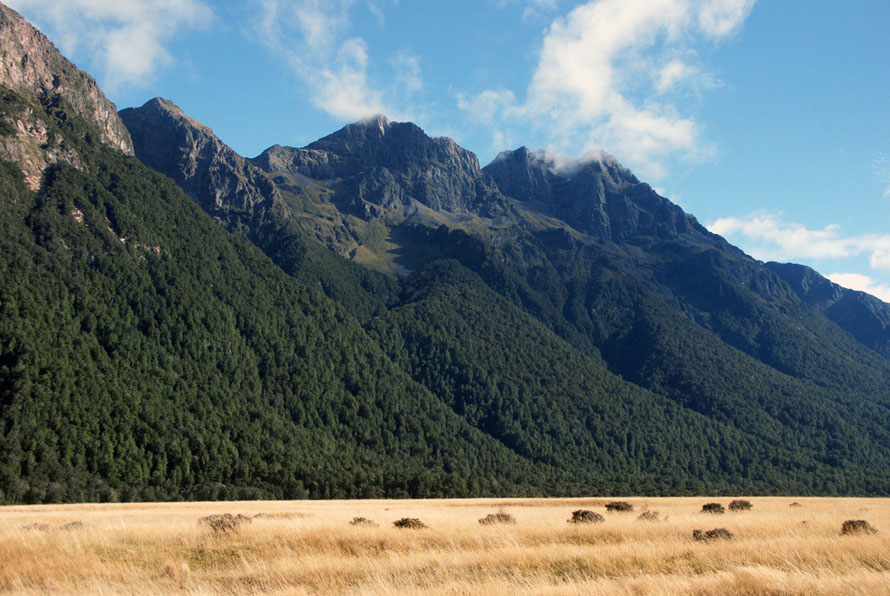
[1, 497, 888, 594]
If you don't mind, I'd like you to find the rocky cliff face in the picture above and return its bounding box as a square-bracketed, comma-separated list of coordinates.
[252, 115, 509, 218]
[484, 147, 700, 242]
[120, 98, 279, 229]
[0, 3, 132, 189]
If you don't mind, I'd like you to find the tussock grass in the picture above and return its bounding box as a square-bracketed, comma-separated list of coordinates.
[0, 497, 888, 594]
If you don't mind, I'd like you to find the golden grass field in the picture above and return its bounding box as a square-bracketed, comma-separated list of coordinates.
[1, 496, 888, 594]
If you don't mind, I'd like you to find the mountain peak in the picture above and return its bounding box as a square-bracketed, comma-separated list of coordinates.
[484, 146, 693, 241]
[119, 97, 279, 225]
[136, 97, 213, 134]
[357, 113, 391, 132]
[491, 146, 635, 183]
[0, 2, 133, 188]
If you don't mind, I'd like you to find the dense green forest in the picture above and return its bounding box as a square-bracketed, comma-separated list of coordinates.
[2, 27, 890, 503]
[0, 102, 555, 501]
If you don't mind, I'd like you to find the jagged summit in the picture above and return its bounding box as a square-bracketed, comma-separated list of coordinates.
[304, 116, 478, 173]
[133, 97, 214, 134]
[490, 146, 635, 182]
[120, 97, 278, 226]
[484, 145, 694, 242]
[252, 116, 508, 217]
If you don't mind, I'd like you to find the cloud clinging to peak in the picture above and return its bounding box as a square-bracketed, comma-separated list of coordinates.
[461, 0, 755, 180]
[5, 0, 212, 90]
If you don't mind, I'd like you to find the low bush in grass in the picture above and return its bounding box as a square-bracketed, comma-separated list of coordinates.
[693, 528, 733, 541]
[478, 511, 516, 525]
[393, 518, 427, 529]
[841, 520, 878, 535]
[605, 501, 633, 512]
[729, 499, 752, 512]
[568, 510, 604, 524]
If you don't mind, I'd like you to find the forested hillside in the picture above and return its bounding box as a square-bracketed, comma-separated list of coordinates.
[1, 2, 889, 503]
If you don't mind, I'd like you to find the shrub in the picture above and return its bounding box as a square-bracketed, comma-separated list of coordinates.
[21, 523, 50, 531]
[199, 513, 252, 533]
[701, 503, 725, 514]
[568, 510, 604, 524]
[841, 520, 878, 535]
[605, 501, 633, 512]
[478, 511, 516, 525]
[693, 527, 733, 541]
[60, 521, 85, 530]
[789, 502, 803, 508]
[728, 499, 753, 512]
[393, 517, 427, 529]
[636, 511, 663, 522]
[350, 517, 378, 527]
[254, 512, 308, 520]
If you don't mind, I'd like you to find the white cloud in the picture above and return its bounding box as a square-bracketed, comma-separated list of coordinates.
[461, 0, 755, 179]
[391, 51, 423, 94]
[457, 89, 518, 126]
[708, 211, 890, 266]
[253, 0, 419, 122]
[826, 273, 890, 303]
[656, 60, 697, 93]
[6, 0, 212, 90]
[698, 0, 755, 38]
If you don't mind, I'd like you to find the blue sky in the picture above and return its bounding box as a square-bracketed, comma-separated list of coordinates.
[8, 0, 890, 300]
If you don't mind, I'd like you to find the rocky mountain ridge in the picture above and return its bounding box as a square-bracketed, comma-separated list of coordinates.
[484, 146, 701, 242]
[767, 261, 890, 358]
[251, 115, 511, 219]
[3, 2, 890, 502]
[0, 3, 132, 189]
[120, 98, 280, 230]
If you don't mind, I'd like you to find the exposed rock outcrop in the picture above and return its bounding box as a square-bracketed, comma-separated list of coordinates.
[252, 115, 510, 218]
[120, 98, 280, 228]
[483, 147, 699, 242]
[0, 2, 132, 189]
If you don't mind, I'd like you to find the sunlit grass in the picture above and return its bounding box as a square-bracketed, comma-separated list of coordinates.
[1, 497, 887, 594]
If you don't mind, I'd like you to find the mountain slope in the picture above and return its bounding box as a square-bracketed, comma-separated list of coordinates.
[119, 100, 890, 496]
[767, 261, 890, 359]
[0, 5, 566, 503]
[3, 3, 889, 500]
[0, 3, 131, 191]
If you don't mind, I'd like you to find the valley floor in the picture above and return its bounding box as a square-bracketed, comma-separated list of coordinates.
[0, 497, 888, 594]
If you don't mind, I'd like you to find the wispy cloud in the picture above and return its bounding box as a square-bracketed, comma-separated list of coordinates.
[826, 273, 890, 303]
[252, 0, 420, 122]
[708, 211, 890, 269]
[874, 153, 890, 198]
[462, 0, 755, 179]
[497, 0, 560, 21]
[6, 0, 212, 90]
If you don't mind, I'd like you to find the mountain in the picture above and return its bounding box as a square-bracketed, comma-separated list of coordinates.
[3, 4, 890, 502]
[0, 3, 131, 191]
[120, 96, 890, 496]
[767, 261, 890, 359]
[0, 4, 563, 502]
